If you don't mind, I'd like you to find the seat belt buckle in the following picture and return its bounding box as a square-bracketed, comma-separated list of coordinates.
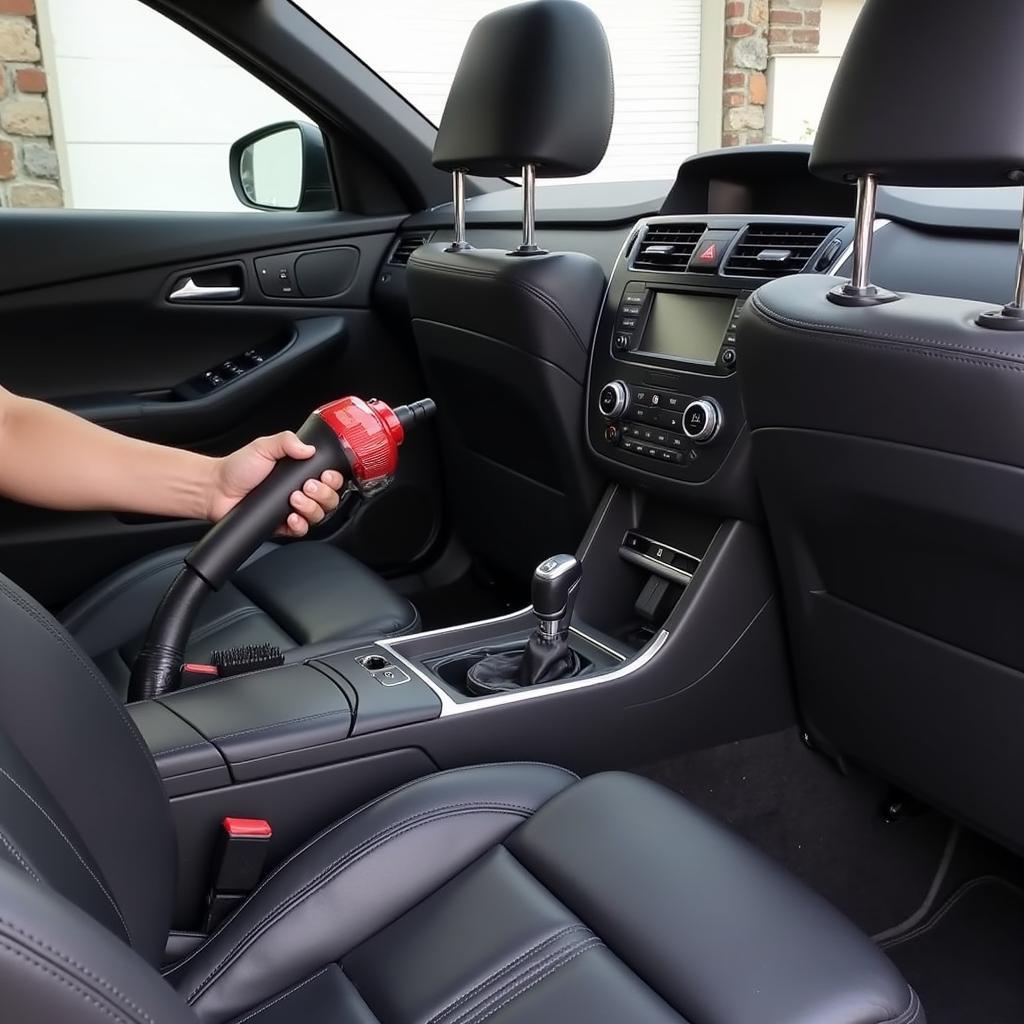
[204, 817, 272, 932]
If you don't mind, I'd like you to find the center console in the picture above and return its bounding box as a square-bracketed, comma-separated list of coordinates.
[586, 214, 852, 515]
[128, 212, 855, 941]
[590, 281, 750, 484]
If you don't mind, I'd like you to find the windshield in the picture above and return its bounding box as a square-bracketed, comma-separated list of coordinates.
[293, 0, 861, 184]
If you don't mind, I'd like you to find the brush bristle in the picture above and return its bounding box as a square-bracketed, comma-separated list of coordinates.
[209, 643, 285, 677]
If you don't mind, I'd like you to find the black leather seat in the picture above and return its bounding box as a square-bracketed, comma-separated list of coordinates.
[60, 542, 419, 699]
[738, 0, 1024, 852]
[407, 0, 609, 579]
[0, 570, 923, 1024]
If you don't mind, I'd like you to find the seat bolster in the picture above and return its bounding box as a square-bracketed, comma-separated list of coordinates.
[60, 544, 280, 658]
[0, 861, 196, 1024]
[506, 772, 923, 1024]
[169, 763, 577, 1024]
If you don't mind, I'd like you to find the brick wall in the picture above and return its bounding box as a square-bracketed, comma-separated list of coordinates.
[0, 0, 63, 207]
[723, 0, 822, 146]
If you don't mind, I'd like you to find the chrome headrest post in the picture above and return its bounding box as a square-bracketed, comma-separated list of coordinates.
[849, 173, 877, 292]
[828, 173, 898, 307]
[509, 163, 548, 257]
[978, 178, 1024, 330]
[444, 170, 473, 253]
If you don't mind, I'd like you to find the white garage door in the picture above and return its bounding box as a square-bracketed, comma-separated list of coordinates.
[41, 0, 703, 210]
[296, 0, 705, 183]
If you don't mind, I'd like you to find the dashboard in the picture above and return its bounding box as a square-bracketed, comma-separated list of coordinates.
[382, 144, 1023, 518]
[584, 213, 854, 514]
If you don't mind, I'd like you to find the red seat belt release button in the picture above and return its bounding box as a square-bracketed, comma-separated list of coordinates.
[222, 817, 273, 839]
[204, 818, 272, 931]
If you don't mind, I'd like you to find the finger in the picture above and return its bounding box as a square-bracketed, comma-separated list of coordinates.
[304, 478, 340, 512]
[279, 431, 316, 461]
[253, 431, 315, 462]
[282, 511, 309, 537]
[290, 489, 326, 525]
[320, 470, 344, 492]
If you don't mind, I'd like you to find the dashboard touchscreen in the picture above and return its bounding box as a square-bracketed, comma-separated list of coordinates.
[638, 292, 735, 364]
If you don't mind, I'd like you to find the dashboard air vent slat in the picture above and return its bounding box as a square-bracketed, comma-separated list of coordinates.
[723, 224, 838, 279]
[632, 223, 708, 272]
[387, 231, 432, 266]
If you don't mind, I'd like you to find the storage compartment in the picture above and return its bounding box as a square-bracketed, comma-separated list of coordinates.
[158, 663, 353, 781]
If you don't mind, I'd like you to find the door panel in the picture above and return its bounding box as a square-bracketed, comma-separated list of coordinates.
[0, 210, 444, 608]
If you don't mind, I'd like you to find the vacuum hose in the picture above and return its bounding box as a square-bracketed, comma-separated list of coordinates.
[127, 396, 435, 702]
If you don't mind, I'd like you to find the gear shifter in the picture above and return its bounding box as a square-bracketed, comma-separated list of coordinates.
[465, 555, 585, 696]
[531, 554, 582, 642]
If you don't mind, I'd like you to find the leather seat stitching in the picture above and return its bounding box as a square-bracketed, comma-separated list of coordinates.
[879, 988, 921, 1024]
[0, 915, 156, 1023]
[163, 764, 577, 980]
[445, 935, 601, 1024]
[0, 580, 162, 779]
[0, 828, 41, 882]
[233, 763, 575, 904]
[460, 939, 604, 1024]
[427, 923, 590, 1024]
[0, 937, 132, 1024]
[0, 766, 131, 944]
[751, 295, 1024, 365]
[210, 709, 350, 743]
[233, 965, 331, 1023]
[150, 740, 209, 757]
[186, 803, 535, 1003]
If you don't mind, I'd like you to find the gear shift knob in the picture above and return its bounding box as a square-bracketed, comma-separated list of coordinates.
[532, 554, 582, 640]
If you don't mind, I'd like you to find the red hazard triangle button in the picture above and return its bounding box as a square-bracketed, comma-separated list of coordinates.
[688, 232, 732, 271]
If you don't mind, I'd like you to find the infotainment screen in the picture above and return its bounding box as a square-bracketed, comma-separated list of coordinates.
[638, 292, 735, 364]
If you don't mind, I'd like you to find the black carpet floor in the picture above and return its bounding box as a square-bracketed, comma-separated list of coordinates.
[883, 877, 1024, 1024]
[638, 728, 954, 936]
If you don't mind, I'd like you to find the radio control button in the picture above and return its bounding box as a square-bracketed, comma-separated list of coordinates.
[682, 398, 722, 444]
[598, 380, 630, 418]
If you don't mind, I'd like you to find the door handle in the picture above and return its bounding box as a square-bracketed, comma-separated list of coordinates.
[169, 277, 242, 303]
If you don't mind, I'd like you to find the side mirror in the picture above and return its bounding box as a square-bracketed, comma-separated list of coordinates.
[229, 121, 334, 212]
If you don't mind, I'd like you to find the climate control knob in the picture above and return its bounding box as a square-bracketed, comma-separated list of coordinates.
[682, 397, 723, 444]
[598, 380, 630, 419]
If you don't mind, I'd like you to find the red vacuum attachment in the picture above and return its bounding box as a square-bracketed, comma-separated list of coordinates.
[130, 394, 436, 702]
[315, 396, 434, 496]
[183, 395, 436, 592]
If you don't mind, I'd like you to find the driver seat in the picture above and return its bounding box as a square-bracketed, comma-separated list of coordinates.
[0, 569, 921, 1023]
[59, 541, 420, 700]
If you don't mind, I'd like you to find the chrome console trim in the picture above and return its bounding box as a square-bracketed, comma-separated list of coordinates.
[377, 628, 669, 717]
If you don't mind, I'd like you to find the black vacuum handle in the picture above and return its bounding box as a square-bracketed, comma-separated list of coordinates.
[186, 414, 349, 591]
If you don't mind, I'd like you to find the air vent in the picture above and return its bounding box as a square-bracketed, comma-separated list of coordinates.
[632, 223, 708, 272]
[387, 231, 432, 266]
[723, 224, 837, 279]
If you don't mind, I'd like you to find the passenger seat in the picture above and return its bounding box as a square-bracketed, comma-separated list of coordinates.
[61, 542, 419, 699]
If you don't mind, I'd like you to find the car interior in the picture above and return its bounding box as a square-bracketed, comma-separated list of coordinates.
[1, 0, 1023, 1021]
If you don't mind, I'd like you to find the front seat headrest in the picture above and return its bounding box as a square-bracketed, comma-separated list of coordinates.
[811, 0, 1024, 187]
[432, 0, 614, 179]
